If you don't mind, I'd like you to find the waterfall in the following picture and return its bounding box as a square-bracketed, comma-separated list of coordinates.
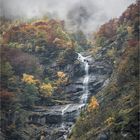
[61, 104, 71, 130]
[77, 53, 89, 104]
[57, 53, 90, 139]
[61, 104, 71, 115]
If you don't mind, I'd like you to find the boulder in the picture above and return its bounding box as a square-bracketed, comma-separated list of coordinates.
[97, 133, 109, 140]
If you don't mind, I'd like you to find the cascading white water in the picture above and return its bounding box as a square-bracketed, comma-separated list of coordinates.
[58, 53, 90, 140]
[61, 104, 71, 132]
[61, 104, 71, 115]
[77, 53, 89, 104]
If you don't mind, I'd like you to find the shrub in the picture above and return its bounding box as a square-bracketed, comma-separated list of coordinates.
[39, 83, 53, 97]
[22, 73, 39, 85]
[87, 96, 99, 112]
[21, 84, 39, 107]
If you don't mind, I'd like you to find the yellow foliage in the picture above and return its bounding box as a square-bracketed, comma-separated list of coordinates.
[35, 45, 45, 52]
[56, 77, 68, 86]
[104, 117, 115, 126]
[40, 83, 53, 97]
[66, 41, 73, 48]
[57, 71, 66, 79]
[53, 37, 73, 48]
[88, 96, 99, 112]
[22, 73, 39, 85]
[107, 47, 115, 58]
[55, 71, 68, 90]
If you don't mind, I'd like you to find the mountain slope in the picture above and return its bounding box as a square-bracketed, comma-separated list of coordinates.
[0, 1, 139, 140]
[69, 2, 139, 140]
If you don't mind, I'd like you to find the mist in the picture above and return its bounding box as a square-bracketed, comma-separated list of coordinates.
[0, 0, 136, 33]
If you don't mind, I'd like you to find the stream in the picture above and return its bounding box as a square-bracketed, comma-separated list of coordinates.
[77, 53, 90, 104]
[59, 53, 91, 139]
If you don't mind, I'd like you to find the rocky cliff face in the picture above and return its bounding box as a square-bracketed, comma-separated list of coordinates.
[69, 45, 139, 140]
[6, 48, 112, 140]
[22, 51, 113, 140]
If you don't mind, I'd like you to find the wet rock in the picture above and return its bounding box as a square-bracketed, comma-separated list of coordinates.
[89, 79, 105, 93]
[73, 62, 85, 78]
[74, 75, 96, 84]
[28, 104, 85, 126]
[0, 131, 5, 140]
[89, 57, 113, 75]
[97, 133, 109, 140]
[29, 112, 62, 125]
[45, 113, 62, 124]
[29, 114, 46, 125]
[22, 52, 113, 140]
[65, 84, 83, 93]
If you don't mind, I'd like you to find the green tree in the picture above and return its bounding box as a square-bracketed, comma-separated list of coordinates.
[0, 61, 14, 87]
[21, 84, 39, 107]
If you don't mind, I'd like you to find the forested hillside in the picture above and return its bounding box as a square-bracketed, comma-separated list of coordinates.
[69, 2, 139, 140]
[0, 1, 139, 140]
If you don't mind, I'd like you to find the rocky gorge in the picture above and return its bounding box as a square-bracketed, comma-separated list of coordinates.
[20, 51, 113, 140]
[0, 1, 139, 140]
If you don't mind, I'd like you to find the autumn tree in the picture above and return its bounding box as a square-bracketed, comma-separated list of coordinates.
[22, 73, 53, 98]
[1, 46, 43, 76]
[52, 71, 68, 94]
[97, 19, 118, 39]
[56, 71, 68, 87]
[22, 73, 39, 85]
[104, 117, 115, 126]
[88, 96, 99, 112]
[39, 83, 53, 97]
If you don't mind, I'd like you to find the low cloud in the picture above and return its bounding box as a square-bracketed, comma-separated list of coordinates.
[0, 0, 136, 32]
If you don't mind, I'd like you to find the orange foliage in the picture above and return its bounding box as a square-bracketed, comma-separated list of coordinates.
[55, 71, 68, 89]
[2, 19, 70, 47]
[22, 73, 40, 85]
[57, 71, 66, 79]
[104, 117, 115, 126]
[88, 96, 99, 112]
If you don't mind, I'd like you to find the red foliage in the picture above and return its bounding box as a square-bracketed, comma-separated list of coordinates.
[2, 19, 65, 44]
[127, 39, 139, 47]
[119, 2, 139, 24]
[97, 19, 118, 38]
[33, 21, 48, 26]
[1, 45, 42, 75]
[0, 90, 14, 100]
[0, 90, 15, 109]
